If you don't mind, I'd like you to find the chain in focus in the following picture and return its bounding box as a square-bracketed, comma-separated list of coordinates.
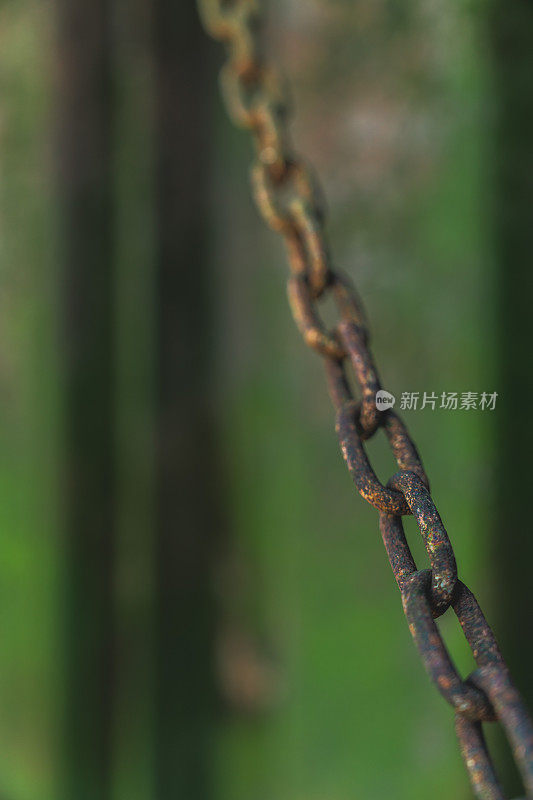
[197, 1, 533, 796]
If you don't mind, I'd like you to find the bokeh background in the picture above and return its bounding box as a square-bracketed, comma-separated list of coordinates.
[1, 0, 532, 798]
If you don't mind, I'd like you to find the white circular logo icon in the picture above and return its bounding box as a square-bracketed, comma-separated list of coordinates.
[375, 390, 396, 410]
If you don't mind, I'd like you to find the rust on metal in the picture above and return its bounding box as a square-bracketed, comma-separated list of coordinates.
[287, 271, 367, 360]
[402, 571, 495, 721]
[335, 401, 428, 515]
[387, 471, 457, 611]
[252, 160, 329, 295]
[455, 714, 504, 800]
[337, 320, 381, 436]
[379, 475, 456, 612]
[197, 0, 533, 796]
[456, 666, 533, 799]
[335, 402, 411, 515]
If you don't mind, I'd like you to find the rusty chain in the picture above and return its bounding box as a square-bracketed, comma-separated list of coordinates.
[197, 1, 533, 797]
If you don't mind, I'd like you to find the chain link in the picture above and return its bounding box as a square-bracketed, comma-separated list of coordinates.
[198, 1, 533, 796]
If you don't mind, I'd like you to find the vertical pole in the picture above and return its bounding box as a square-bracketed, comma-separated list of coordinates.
[111, 0, 157, 796]
[55, 1, 115, 797]
[492, 0, 533, 792]
[153, 2, 218, 798]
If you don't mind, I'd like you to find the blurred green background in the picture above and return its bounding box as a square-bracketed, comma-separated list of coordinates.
[0, 0, 532, 798]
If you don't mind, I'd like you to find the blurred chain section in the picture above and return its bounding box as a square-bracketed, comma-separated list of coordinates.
[197, 0, 533, 796]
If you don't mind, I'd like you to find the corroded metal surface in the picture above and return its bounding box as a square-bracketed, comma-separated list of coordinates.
[385, 476, 457, 613]
[403, 571, 496, 721]
[197, 1, 533, 796]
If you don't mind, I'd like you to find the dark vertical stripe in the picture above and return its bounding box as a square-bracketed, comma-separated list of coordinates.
[55, 0, 115, 797]
[492, 0, 533, 792]
[153, 3, 218, 799]
[112, 0, 157, 795]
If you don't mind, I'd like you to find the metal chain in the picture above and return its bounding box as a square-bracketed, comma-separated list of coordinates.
[197, 1, 533, 796]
